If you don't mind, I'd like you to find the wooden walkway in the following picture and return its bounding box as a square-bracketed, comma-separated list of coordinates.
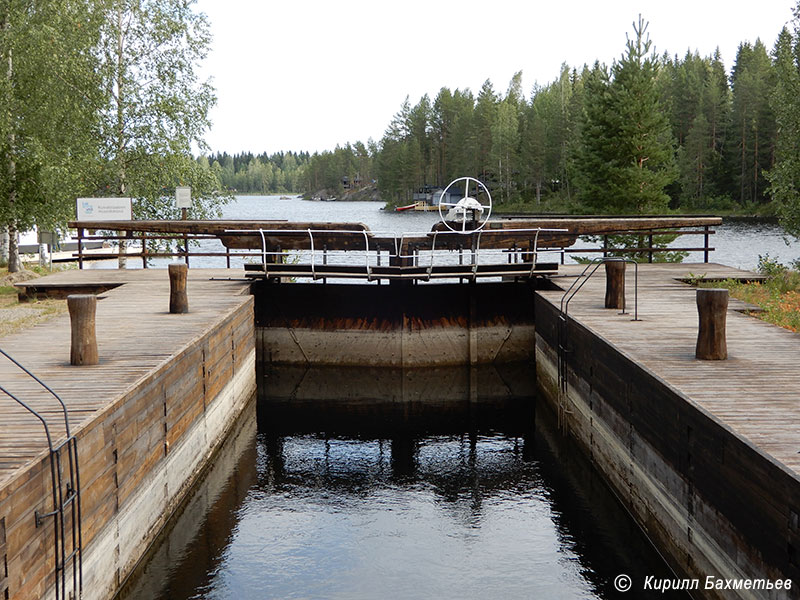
[537, 262, 800, 476]
[0, 269, 252, 488]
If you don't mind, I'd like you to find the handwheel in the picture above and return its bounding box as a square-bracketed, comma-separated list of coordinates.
[437, 177, 492, 233]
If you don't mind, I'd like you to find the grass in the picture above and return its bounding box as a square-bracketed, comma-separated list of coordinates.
[0, 265, 69, 338]
[697, 255, 800, 333]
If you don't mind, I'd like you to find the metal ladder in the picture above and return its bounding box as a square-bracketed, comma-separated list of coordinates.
[556, 258, 639, 431]
[0, 348, 82, 600]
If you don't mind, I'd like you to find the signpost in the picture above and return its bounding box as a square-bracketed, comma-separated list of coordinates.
[38, 230, 59, 271]
[176, 187, 192, 264]
[176, 186, 192, 218]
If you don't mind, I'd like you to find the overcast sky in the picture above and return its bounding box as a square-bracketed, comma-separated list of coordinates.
[194, 0, 795, 156]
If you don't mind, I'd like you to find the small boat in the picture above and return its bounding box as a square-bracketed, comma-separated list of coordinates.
[279, 195, 291, 200]
[395, 203, 417, 212]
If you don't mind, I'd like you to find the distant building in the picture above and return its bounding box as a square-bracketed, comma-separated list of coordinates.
[342, 175, 363, 190]
[412, 185, 463, 206]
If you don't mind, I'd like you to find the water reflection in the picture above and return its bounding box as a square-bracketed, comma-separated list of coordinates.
[118, 370, 686, 600]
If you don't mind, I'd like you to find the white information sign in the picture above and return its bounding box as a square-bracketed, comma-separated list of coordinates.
[76, 197, 132, 221]
[176, 186, 192, 209]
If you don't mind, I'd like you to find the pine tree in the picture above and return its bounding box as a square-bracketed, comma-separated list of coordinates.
[577, 16, 676, 213]
[473, 80, 498, 181]
[728, 40, 777, 206]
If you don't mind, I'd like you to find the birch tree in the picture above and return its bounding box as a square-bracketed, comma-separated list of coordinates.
[94, 0, 225, 264]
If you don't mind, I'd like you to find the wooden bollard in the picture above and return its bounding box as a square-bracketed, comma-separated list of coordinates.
[604, 261, 626, 309]
[68, 294, 98, 366]
[696, 288, 728, 360]
[168, 263, 189, 314]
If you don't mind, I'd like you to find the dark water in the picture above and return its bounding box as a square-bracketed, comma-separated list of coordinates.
[118, 367, 686, 600]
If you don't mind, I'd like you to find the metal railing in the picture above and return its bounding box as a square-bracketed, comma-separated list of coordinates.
[564, 226, 716, 263]
[0, 348, 82, 600]
[555, 258, 640, 431]
[227, 227, 568, 282]
[67, 221, 717, 269]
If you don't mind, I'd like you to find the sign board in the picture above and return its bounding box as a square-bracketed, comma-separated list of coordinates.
[38, 230, 59, 247]
[76, 197, 132, 221]
[176, 186, 192, 209]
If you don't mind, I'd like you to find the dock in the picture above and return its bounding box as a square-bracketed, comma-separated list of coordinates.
[0, 269, 255, 600]
[537, 262, 794, 471]
[534, 262, 800, 594]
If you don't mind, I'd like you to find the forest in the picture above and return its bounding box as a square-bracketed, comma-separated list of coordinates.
[204, 151, 311, 194]
[294, 25, 775, 214]
[227, 10, 800, 238]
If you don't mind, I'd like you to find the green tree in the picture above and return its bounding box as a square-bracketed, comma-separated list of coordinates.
[490, 97, 520, 204]
[431, 87, 475, 186]
[767, 17, 800, 236]
[577, 17, 676, 213]
[94, 0, 226, 263]
[728, 40, 777, 206]
[519, 67, 575, 204]
[473, 80, 497, 179]
[0, 0, 101, 270]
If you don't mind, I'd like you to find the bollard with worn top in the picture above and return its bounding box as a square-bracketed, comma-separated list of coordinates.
[169, 263, 189, 314]
[604, 260, 626, 309]
[68, 294, 98, 365]
[696, 288, 728, 360]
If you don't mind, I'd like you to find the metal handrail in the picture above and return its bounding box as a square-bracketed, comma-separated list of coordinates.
[0, 347, 82, 600]
[227, 227, 568, 281]
[556, 257, 640, 406]
[560, 257, 640, 322]
[72, 222, 716, 268]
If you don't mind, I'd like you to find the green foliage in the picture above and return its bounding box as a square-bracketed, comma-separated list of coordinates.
[702, 260, 800, 333]
[0, 0, 228, 271]
[303, 143, 374, 198]
[728, 39, 777, 207]
[767, 7, 800, 238]
[209, 151, 310, 194]
[684, 272, 708, 285]
[0, 0, 103, 269]
[95, 0, 224, 221]
[577, 17, 677, 214]
[286, 15, 790, 218]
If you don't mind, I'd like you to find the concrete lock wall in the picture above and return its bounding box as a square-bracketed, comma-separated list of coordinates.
[533, 293, 800, 600]
[252, 282, 537, 368]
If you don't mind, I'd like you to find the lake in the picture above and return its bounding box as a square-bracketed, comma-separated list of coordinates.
[91, 195, 800, 271]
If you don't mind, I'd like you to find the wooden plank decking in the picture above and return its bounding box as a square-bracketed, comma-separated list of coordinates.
[0, 269, 252, 489]
[538, 262, 800, 477]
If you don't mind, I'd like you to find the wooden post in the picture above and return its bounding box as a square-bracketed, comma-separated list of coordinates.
[696, 288, 728, 360]
[77, 227, 84, 270]
[181, 207, 189, 265]
[604, 260, 626, 309]
[168, 263, 189, 314]
[68, 295, 98, 365]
